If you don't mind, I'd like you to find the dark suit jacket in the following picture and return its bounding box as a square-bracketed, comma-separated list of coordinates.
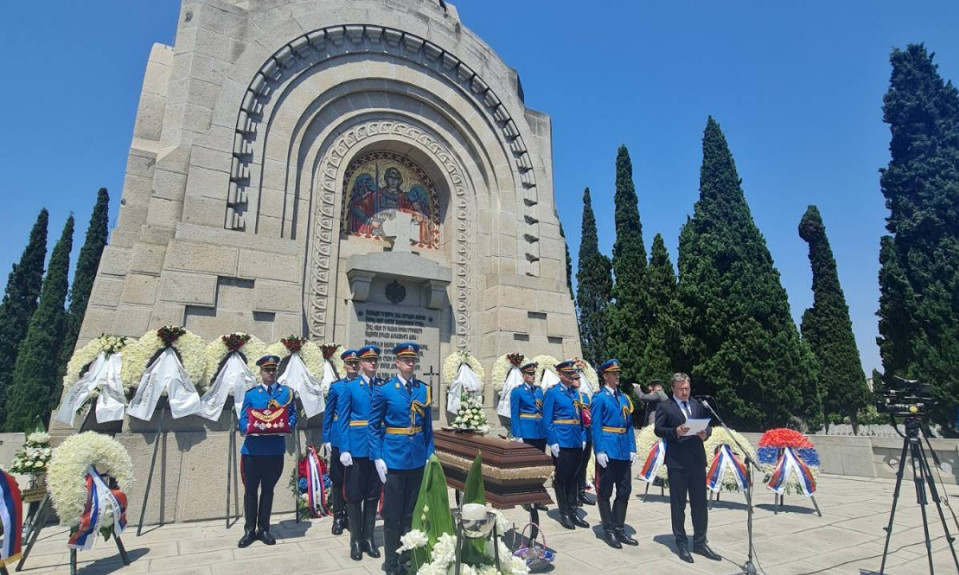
[654, 398, 711, 471]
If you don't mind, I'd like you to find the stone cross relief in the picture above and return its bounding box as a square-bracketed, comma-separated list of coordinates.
[380, 210, 417, 252]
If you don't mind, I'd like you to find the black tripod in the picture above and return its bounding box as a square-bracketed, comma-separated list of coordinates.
[879, 416, 959, 575]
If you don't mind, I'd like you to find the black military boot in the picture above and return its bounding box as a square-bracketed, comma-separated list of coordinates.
[331, 490, 346, 535]
[361, 499, 380, 558]
[613, 500, 638, 546]
[237, 528, 256, 548]
[347, 502, 363, 560]
[383, 527, 402, 575]
[598, 498, 621, 548]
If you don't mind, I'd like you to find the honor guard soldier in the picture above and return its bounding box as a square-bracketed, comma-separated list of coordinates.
[369, 341, 434, 575]
[336, 345, 384, 561]
[510, 361, 546, 451]
[237, 355, 297, 548]
[544, 359, 589, 530]
[323, 349, 360, 536]
[575, 365, 596, 507]
[591, 359, 639, 548]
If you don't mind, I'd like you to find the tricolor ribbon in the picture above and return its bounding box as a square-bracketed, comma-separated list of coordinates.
[766, 447, 817, 496]
[67, 466, 128, 550]
[638, 439, 666, 483]
[706, 444, 750, 493]
[0, 471, 23, 566]
[305, 446, 331, 518]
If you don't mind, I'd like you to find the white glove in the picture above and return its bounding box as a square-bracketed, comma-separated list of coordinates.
[321, 442, 332, 457]
[374, 459, 388, 483]
[549, 444, 560, 457]
[596, 453, 609, 468]
[512, 437, 524, 443]
[340, 451, 353, 467]
[629, 452, 637, 463]
[582, 441, 587, 449]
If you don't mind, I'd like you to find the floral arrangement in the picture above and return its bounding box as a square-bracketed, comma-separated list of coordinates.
[47, 432, 134, 533]
[63, 335, 131, 390]
[289, 446, 332, 520]
[491, 353, 523, 392]
[203, 332, 268, 383]
[400, 523, 527, 575]
[442, 352, 486, 391]
[268, 335, 328, 379]
[635, 426, 669, 481]
[574, 358, 598, 396]
[451, 394, 490, 434]
[120, 326, 207, 394]
[10, 431, 53, 476]
[532, 355, 559, 389]
[758, 428, 820, 493]
[320, 343, 346, 380]
[703, 427, 758, 492]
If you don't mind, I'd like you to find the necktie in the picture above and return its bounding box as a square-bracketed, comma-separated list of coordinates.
[682, 401, 691, 417]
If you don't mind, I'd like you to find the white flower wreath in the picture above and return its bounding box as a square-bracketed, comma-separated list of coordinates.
[490, 353, 526, 392]
[47, 432, 134, 528]
[441, 351, 485, 390]
[203, 333, 269, 384]
[63, 335, 132, 392]
[120, 327, 208, 394]
[267, 338, 331, 380]
[577, 359, 599, 397]
[532, 355, 559, 388]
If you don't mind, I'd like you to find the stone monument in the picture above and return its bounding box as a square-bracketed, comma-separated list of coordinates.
[71, 0, 580, 523]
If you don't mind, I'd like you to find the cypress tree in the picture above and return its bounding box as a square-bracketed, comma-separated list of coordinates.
[5, 216, 74, 431]
[606, 146, 647, 382]
[58, 188, 110, 383]
[0, 209, 49, 427]
[576, 188, 613, 368]
[799, 205, 868, 431]
[678, 117, 818, 430]
[636, 234, 682, 385]
[877, 44, 959, 429]
[560, 222, 573, 300]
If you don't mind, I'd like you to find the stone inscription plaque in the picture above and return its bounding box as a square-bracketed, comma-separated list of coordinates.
[352, 302, 441, 386]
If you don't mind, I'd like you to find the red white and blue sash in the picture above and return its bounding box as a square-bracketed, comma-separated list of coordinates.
[766, 447, 816, 496]
[0, 471, 23, 566]
[706, 444, 750, 493]
[638, 440, 666, 483]
[305, 446, 330, 517]
[67, 466, 127, 550]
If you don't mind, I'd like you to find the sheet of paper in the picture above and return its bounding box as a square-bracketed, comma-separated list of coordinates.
[681, 418, 710, 436]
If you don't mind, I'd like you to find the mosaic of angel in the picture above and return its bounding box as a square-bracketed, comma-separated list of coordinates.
[344, 159, 438, 248]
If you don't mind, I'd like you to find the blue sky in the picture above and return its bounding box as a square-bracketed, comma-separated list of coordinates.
[2, 1, 958, 375]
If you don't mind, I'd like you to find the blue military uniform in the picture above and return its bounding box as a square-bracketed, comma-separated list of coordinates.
[592, 359, 639, 548]
[370, 342, 434, 575]
[543, 360, 588, 529]
[510, 362, 546, 446]
[338, 345, 383, 562]
[237, 355, 296, 547]
[324, 349, 359, 536]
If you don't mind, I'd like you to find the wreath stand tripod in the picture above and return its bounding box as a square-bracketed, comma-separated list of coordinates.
[135, 397, 170, 536]
[225, 406, 241, 528]
[14, 401, 131, 575]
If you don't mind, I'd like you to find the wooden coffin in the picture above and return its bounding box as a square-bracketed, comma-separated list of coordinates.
[434, 429, 553, 508]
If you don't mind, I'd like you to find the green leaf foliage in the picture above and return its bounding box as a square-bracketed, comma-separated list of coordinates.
[5, 216, 74, 431]
[799, 205, 868, 430]
[877, 44, 959, 430]
[606, 146, 648, 382]
[410, 455, 455, 570]
[0, 209, 49, 428]
[575, 188, 613, 368]
[634, 234, 683, 386]
[463, 450, 486, 505]
[58, 188, 110, 388]
[678, 118, 818, 430]
[560, 222, 573, 300]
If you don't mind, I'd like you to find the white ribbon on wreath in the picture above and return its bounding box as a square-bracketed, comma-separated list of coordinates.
[55, 352, 126, 427]
[197, 352, 256, 421]
[495, 366, 523, 418]
[447, 363, 481, 415]
[319, 359, 340, 397]
[279, 352, 325, 418]
[127, 348, 202, 420]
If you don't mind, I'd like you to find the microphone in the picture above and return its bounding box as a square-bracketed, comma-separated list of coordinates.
[693, 394, 713, 402]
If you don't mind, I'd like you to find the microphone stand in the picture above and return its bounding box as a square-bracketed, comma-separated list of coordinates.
[700, 398, 760, 575]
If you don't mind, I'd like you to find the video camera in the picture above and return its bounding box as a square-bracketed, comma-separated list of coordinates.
[875, 375, 934, 418]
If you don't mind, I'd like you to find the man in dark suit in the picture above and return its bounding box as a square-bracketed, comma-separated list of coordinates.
[654, 373, 721, 563]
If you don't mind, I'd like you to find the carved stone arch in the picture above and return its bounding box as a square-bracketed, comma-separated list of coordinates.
[307, 119, 473, 350]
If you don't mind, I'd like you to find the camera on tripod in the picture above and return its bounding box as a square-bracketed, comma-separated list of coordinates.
[875, 375, 934, 418]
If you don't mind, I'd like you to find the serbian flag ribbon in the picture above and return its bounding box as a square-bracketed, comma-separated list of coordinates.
[638, 440, 666, 483]
[68, 466, 128, 550]
[766, 447, 817, 496]
[0, 471, 23, 566]
[706, 444, 750, 493]
[305, 446, 330, 517]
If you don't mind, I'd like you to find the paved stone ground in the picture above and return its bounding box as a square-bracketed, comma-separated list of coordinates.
[15, 474, 959, 575]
